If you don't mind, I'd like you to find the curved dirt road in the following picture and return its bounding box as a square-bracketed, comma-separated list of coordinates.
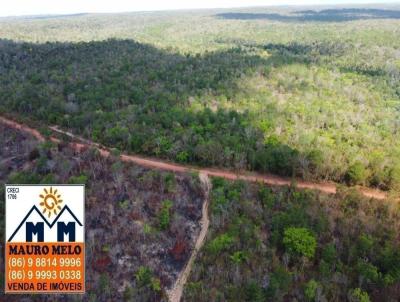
[0, 115, 387, 200]
[0, 115, 392, 302]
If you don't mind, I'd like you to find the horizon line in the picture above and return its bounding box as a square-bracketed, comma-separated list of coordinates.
[1, 2, 399, 19]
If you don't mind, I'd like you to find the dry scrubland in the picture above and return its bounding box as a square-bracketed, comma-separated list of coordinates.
[1, 4, 400, 301]
[0, 124, 205, 301]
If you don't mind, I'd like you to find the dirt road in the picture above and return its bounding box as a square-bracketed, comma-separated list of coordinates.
[167, 173, 211, 302]
[0, 115, 392, 302]
[0, 116, 45, 142]
[0, 115, 387, 200]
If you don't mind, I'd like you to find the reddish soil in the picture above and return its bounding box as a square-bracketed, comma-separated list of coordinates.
[1, 116, 388, 200]
[0, 116, 45, 142]
[167, 173, 211, 302]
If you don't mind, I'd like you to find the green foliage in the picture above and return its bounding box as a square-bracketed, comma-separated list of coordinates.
[283, 227, 317, 259]
[357, 261, 381, 284]
[270, 208, 311, 245]
[346, 162, 368, 185]
[254, 142, 299, 176]
[258, 186, 275, 209]
[1, 12, 399, 189]
[8, 171, 40, 184]
[266, 266, 292, 298]
[389, 163, 400, 190]
[211, 177, 227, 189]
[211, 187, 229, 213]
[135, 266, 161, 293]
[357, 234, 374, 257]
[230, 251, 248, 264]
[348, 288, 371, 302]
[102, 244, 111, 253]
[176, 151, 189, 163]
[185, 178, 399, 301]
[123, 285, 133, 301]
[321, 243, 337, 265]
[143, 223, 153, 235]
[135, 266, 152, 287]
[244, 281, 265, 302]
[40, 173, 57, 184]
[150, 277, 161, 292]
[105, 126, 129, 149]
[3, 6, 400, 301]
[68, 174, 88, 184]
[306, 150, 324, 173]
[158, 200, 173, 230]
[208, 233, 235, 254]
[119, 199, 130, 210]
[304, 279, 319, 301]
[163, 173, 176, 192]
[379, 244, 400, 285]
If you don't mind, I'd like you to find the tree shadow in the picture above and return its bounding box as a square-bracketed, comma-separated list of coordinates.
[216, 8, 400, 22]
[0, 39, 267, 110]
[0, 38, 338, 180]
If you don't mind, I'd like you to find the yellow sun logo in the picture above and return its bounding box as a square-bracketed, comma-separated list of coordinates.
[39, 187, 63, 218]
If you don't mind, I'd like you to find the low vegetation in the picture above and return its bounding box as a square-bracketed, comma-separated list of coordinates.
[183, 178, 400, 301]
[0, 124, 205, 301]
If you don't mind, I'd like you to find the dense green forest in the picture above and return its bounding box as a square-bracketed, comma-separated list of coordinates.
[1, 5, 400, 190]
[183, 178, 400, 301]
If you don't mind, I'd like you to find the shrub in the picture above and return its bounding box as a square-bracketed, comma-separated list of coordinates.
[135, 266, 152, 287]
[266, 266, 292, 298]
[348, 288, 370, 302]
[379, 244, 400, 285]
[211, 177, 227, 189]
[283, 227, 317, 258]
[230, 251, 248, 264]
[357, 234, 374, 257]
[176, 151, 189, 163]
[211, 187, 228, 213]
[8, 171, 40, 184]
[306, 149, 324, 174]
[389, 163, 400, 190]
[304, 279, 318, 301]
[151, 277, 161, 292]
[208, 233, 235, 254]
[135, 266, 161, 292]
[258, 186, 275, 209]
[322, 243, 336, 265]
[159, 200, 173, 230]
[40, 173, 57, 184]
[123, 285, 133, 301]
[255, 143, 299, 176]
[68, 174, 88, 184]
[346, 161, 367, 185]
[245, 280, 265, 302]
[357, 261, 381, 284]
[163, 173, 176, 192]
